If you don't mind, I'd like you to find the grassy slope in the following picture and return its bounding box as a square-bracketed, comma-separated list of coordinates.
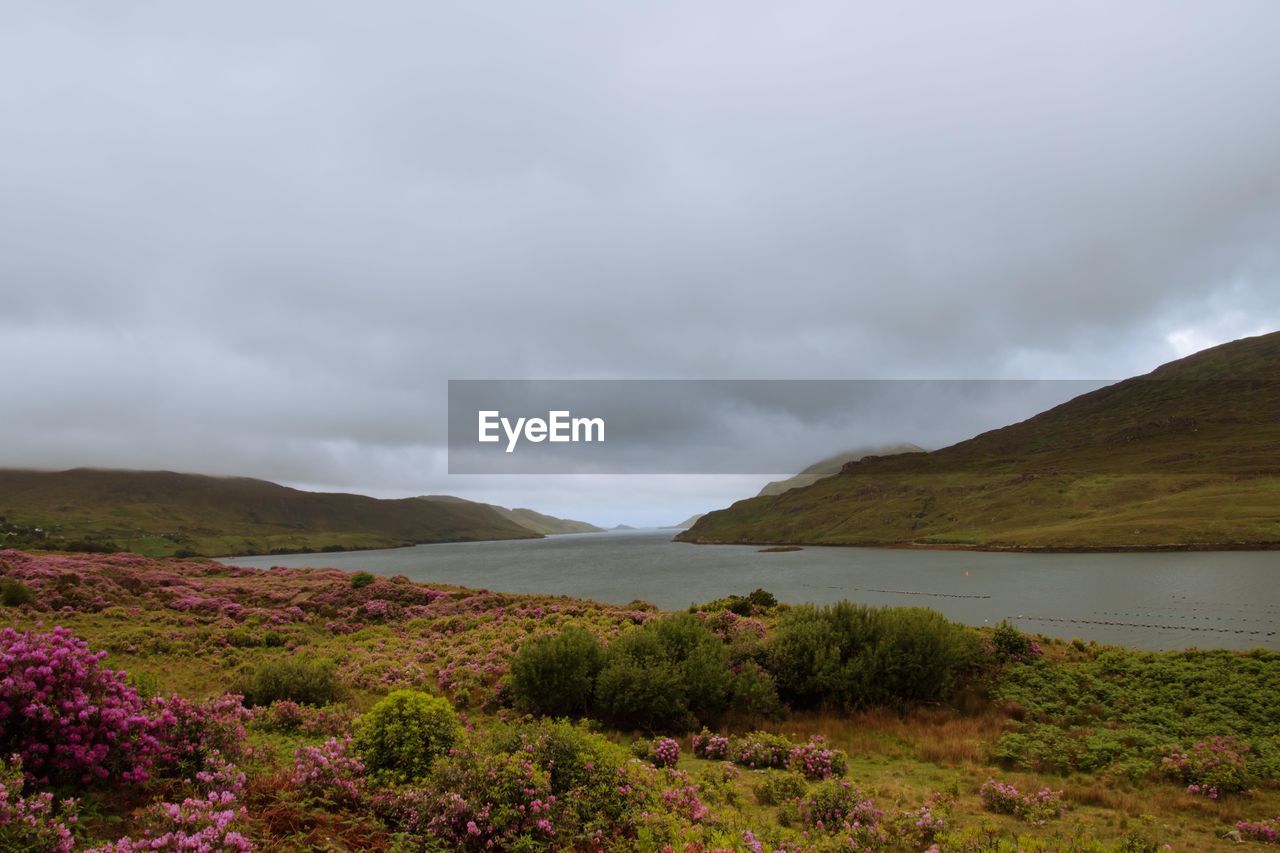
[420, 495, 605, 535]
[680, 332, 1280, 549]
[0, 468, 540, 556]
[756, 444, 926, 497]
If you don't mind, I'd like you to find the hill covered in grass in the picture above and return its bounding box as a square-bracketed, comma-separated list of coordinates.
[423, 495, 604, 535]
[679, 332, 1280, 550]
[0, 468, 540, 557]
[756, 444, 926, 497]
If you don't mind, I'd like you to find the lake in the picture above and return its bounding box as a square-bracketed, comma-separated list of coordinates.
[225, 529, 1279, 651]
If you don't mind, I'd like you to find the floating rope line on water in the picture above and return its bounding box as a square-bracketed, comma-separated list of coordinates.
[858, 588, 992, 599]
[1020, 615, 1276, 636]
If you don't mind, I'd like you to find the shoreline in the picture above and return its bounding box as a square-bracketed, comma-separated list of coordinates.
[673, 537, 1280, 554]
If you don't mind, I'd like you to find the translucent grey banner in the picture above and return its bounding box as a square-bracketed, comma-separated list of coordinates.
[447, 379, 1124, 474]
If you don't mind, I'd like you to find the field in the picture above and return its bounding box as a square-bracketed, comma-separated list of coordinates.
[2, 548, 1279, 851]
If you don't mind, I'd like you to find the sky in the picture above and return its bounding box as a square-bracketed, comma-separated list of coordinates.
[2, 2, 1279, 526]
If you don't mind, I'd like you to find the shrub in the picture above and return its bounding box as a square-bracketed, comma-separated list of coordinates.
[383, 719, 647, 850]
[753, 770, 807, 806]
[594, 614, 732, 731]
[767, 602, 980, 710]
[782, 779, 886, 846]
[355, 689, 461, 783]
[0, 755, 77, 853]
[0, 627, 162, 785]
[1236, 816, 1280, 845]
[292, 736, 365, 805]
[788, 735, 848, 779]
[732, 731, 793, 769]
[1161, 736, 1254, 797]
[350, 571, 375, 588]
[979, 778, 1065, 824]
[152, 693, 250, 778]
[651, 737, 680, 768]
[235, 656, 341, 707]
[0, 577, 34, 607]
[692, 729, 730, 760]
[506, 625, 603, 716]
[728, 661, 784, 720]
[990, 620, 1041, 664]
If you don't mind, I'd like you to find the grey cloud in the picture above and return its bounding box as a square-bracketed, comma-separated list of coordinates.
[2, 2, 1279, 524]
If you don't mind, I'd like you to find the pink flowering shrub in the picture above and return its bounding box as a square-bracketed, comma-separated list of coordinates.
[979, 778, 1065, 824]
[652, 738, 680, 768]
[152, 692, 250, 777]
[891, 791, 951, 848]
[292, 736, 365, 805]
[1161, 736, 1254, 796]
[787, 735, 848, 780]
[1237, 816, 1280, 845]
[732, 731, 793, 769]
[782, 779, 887, 847]
[0, 755, 77, 853]
[89, 752, 250, 852]
[660, 783, 709, 823]
[0, 626, 163, 785]
[251, 699, 354, 737]
[691, 729, 729, 760]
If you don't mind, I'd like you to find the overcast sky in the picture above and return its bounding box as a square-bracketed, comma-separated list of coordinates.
[2, 2, 1279, 526]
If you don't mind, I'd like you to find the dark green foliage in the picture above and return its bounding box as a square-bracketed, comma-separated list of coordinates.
[994, 647, 1280, 780]
[350, 571, 375, 588]
[235, 656, 342, 706]
[691, 588, 778, 616]
[0, 577, 35, 607]
[594, 613, 735, 731]
[753, 770, 808, 806]
[767, 602, 980, 710]
[990, 620, 1035, 663]
[356, 689, 461, 783]
[729, 661, 785, 720]
[507, 626, 603, 716]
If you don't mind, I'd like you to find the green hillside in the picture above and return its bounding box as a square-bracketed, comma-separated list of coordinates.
[678, 332, 1280, 550]
[0, 468, 539, 557]
[419, 495, 603, 535]
[756, 444, 926, 496]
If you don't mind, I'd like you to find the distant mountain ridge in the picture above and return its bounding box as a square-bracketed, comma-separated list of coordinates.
[756, 444, 926, 496]
[422, 496, 603, 535]
[679, 332, 1280, 550]
[0, 468, 541, 557]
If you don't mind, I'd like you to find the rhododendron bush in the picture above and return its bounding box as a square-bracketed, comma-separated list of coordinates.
[0, 626, 162, 785]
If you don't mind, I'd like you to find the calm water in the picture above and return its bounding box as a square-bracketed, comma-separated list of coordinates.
[225, 529, 1280, 651]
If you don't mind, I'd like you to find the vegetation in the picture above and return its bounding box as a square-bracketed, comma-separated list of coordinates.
[1, 548, 1278, 849]
[0, 468, 543, 556]
[235, 657, 343, 707]
[354, 689, 461, 783]
[680, 331, 1280, 549]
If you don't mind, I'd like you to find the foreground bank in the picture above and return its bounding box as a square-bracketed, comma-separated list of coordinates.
[1, 548, 1278, 850]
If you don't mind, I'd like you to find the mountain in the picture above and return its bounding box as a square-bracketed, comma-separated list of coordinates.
[756, 444, 926, 496]
[665, 513, 705, 529]
[678, 332, 1280, 550]
[419, 496, 603, 535]
[492, 506, 603, 535]
[0, 469, 539, 557]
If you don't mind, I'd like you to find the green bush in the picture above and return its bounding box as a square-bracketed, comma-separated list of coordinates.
[350, 571, 376, 588]
[507, 625, 603, 716]
[691, 588, 778, 616]
[356, 689, 461, 783]
[594, 614, 732, 731]
[753, 770, 808, 805]
[767, 602, 980, 710]
[0, 577, 34, 607]
[235, 656, 342, 706]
